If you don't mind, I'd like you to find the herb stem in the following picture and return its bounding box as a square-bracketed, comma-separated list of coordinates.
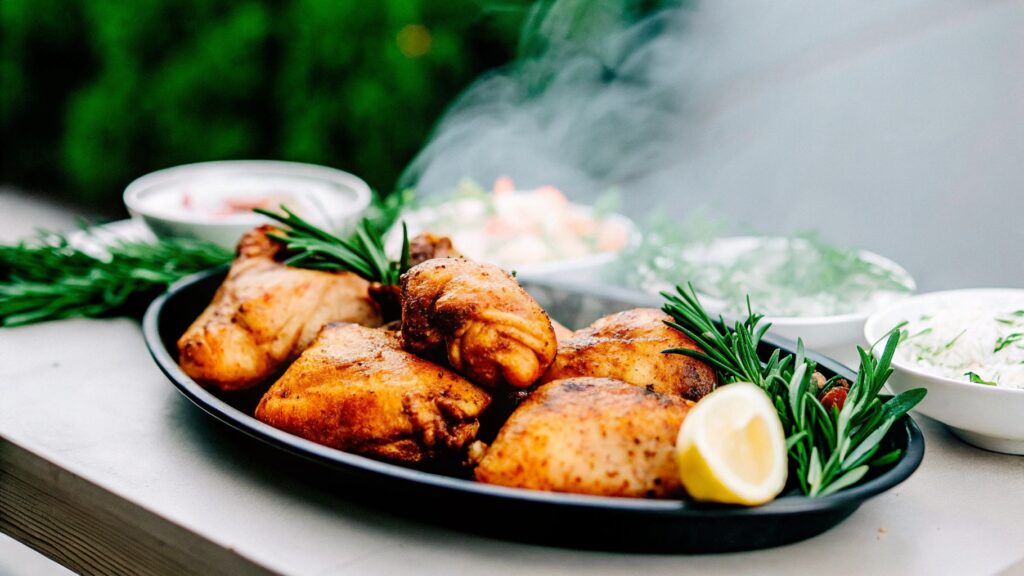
[0, 232, 232, 327]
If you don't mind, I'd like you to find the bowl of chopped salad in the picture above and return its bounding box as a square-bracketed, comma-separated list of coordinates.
[865, 289, 1024, 454]
[391, 179, 636, 279]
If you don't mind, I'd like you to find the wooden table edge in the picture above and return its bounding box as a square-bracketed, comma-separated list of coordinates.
[0, 437, 281, 576]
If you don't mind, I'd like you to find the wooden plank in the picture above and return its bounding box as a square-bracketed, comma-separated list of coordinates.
[0, 440, 279, 576]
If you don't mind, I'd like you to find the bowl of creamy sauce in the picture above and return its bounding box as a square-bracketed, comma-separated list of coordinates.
[124, 161, 371, 250]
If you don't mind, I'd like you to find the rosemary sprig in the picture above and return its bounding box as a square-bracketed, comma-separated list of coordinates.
[0, 232, 232, 327]
[253, 206, 410, 285]
[661, 283, 926, 497]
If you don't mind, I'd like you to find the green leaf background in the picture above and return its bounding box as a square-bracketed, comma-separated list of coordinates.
[0, 0, 525, 209]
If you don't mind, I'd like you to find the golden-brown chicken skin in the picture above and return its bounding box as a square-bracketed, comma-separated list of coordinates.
[408, 232, 461, 265]
[551, 319, 574, 343]
[400, 258, 557, 389]
[475, 378, 690, 498]
[178, 226, 382, 391]
[540, 308, 716, 401]
[369, 232, 463, 322]
[255, 323, 490, 464]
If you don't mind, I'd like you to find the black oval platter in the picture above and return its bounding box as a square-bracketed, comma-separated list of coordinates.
[143, 267, 924, 553]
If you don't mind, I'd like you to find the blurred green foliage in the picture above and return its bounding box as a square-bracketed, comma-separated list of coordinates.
[0, 0, 523, 211]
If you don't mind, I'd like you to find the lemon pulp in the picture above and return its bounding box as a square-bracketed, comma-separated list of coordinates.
[674, 382, 787, 506]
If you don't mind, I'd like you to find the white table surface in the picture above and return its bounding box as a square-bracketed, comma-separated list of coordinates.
[2, 312, 1024, 575]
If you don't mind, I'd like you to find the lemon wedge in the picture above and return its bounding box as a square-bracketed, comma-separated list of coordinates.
[675, 382, 788, 506]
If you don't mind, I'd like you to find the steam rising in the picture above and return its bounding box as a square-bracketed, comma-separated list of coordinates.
[398, 0, 1024, 291]
[399, 0, 695, 216]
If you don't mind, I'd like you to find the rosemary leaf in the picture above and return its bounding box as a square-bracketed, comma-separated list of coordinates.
[817, 465, 869, 497]
[881, 388, 928, 420]
[842, 420, 894, 470]
[255, 206, 410, 285]
[869, 449, 903, 467]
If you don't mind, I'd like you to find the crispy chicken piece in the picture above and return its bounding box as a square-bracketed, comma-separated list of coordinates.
[475, 378, 690, 497]
[551, 319, 574, 342]
[401, 258, 557, 389]
[369, 232, 462, 322]
[256, 324, 490, 463]
[408, 232, 461, 265]
[178, 226, 382, 391]
[540, 308, 716, 401]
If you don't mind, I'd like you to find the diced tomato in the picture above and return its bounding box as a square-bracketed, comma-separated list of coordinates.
[224, 197, 272, 212]
[494, 176, 516, 195]
[536, 185, 568, 206]
[597, 222, 629, 251]
[483, 217, 517, 237]
[820, 386, 848, 411]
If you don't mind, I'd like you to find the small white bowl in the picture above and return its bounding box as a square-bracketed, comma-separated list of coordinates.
[865, 289, 1024, 455]
[124, 160, 371, 250]
[681, 237, 916, 352]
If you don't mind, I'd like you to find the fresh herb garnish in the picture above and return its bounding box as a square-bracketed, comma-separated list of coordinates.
[254, 206, 410, 285]
[965, 372, 998, 386]
[944, 329, 967, 350]
[0, 231, 232, 327]
[908, 327, 933, 340]
[994, 333, 1023, 353]
[998, 311, 1024, 325]
[661, 284, 926, 497]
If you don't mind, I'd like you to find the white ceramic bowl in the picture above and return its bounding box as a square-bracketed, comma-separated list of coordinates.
[681, 237, 916, 352]
[124, 160, 371, 250]
[865, 289, 1024, 454]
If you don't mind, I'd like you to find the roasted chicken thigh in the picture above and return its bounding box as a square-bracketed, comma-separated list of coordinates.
[550, 319, 574, 342]
[369, 232, 464, 322]
[540, 308, 716, 401]
[256, 323, 490, 463]
[401, 258, 557, 389]
[475, 378, 690, 497]
[178, 226, 382, 391]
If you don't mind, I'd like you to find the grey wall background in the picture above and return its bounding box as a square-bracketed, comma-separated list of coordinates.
[633, 0, 1023, 291]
